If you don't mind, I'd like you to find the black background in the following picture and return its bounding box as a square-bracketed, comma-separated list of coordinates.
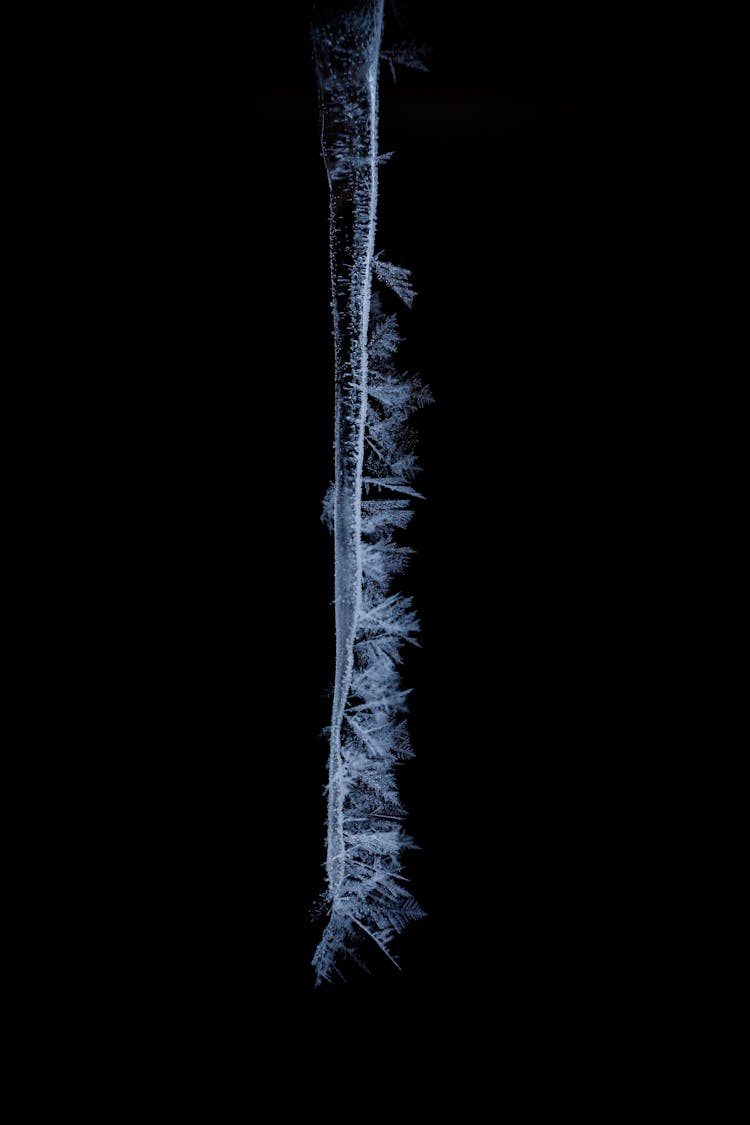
[104, 1, 667, 1025]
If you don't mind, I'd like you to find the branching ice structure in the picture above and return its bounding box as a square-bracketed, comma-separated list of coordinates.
[312, 0, 428, 983]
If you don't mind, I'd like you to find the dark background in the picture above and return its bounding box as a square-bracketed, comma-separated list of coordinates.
[105, 1, 668, 1024]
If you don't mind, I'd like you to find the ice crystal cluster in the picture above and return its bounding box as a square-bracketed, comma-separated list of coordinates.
[312, 0, 428, 982]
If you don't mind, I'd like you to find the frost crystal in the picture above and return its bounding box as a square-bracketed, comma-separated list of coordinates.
[311, 0, 428, 983]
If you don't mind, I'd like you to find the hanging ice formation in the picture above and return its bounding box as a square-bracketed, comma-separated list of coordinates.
[312, 0, 429, 982]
